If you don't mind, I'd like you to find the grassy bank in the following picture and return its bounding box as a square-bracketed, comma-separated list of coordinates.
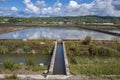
[0, 39, 54, 74]
[0, 27, 26, 34]
[0, 39, 54, 55]
[65, 38, 120, 77]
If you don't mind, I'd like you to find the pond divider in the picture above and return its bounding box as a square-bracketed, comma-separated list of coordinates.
[53, 42, 66, 75]
[79, 27, 120, 37]
[48, 41, 57, 74]
[48, 41, 70, 75]
[63, 41, 70, 75]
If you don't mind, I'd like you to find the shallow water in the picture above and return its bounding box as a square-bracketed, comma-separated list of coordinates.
[0, 27, 118, 40]
[53, 43, 66, 75]
[105, 29, 120, 34]
[0, 54, 51, 65]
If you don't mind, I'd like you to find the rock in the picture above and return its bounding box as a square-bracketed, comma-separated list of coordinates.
[40, 42, 45, 45]
[16, 48, 24, 54]
[31, 49, 36, 55]
[0, 62, 3, 65]
[19, 62, 24, 65]
[39, 63, 44, 66]
[23, 39, 27, 41]
[43, 70, 48, 74]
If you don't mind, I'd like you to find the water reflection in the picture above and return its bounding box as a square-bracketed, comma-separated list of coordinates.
[0, 27, 117, 40]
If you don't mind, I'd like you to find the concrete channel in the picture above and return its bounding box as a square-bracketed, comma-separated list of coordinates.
[53, 42, 66, 75]
[48, 41, 70, 75]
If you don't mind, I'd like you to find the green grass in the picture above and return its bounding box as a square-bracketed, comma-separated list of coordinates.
[32, 65, 47, 72]
[0, 39, 54, 74]
[69, 56, 120, 76]
[0, 39, 54, 55]
[65, 40, 120, 77]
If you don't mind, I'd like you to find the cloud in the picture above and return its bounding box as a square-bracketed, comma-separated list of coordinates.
[35, 0, 46, 8]
[112, 0, 120, 10]
[54, 1, 62, 8]
[11, 7, 18, 11]
[23, 0, 40, 14]
[41, 0, 62, 15]
[63, 0, 120, 16]
[0, 0, 120, 17]
[68, 0, 80, 10]
[42, 7, 53, 14]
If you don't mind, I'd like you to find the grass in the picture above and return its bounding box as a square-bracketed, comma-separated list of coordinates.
[0, 39, 54, 74]
[69, 56, 120, 76]
[32, 65, 47, 72]
[65, 40, 120, 77]
[0, 39, 54, 55]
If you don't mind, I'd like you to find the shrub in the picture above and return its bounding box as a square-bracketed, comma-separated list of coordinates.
[89, 46, 117, 56]
[23, 45, 31, 52]
[3, 60, 14, 70]
[12, 64, 21, 70]
[26, 58, 35, 66]
[71, 56, 80, 64]
[83, 36, 91, 45]
[0, 45, 9, 54]
[5, 74, 17, 79]
[69, 44, 79, 52]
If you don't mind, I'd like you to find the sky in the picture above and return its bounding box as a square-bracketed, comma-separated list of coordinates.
[0, 0, 120, 17]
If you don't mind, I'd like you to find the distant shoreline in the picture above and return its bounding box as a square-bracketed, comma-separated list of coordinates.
[0, 23, 120, 28]
[0, 23, 120, 35]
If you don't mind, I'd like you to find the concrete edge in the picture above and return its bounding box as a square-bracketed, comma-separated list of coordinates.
[48, 41, 57, 74]
[63, 41, 70, 75]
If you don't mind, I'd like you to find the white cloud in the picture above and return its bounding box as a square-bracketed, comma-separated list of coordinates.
[68, 0, 80, 9]
[23, 0, 40, 14]
[54, 1, 62, 8]
[64, 0, 120, 16]
[41, 0, 62, 15]
[11, 7, 18, 11]
[0, 0, 120, 17]
[42, 7, 53, 14]
[112, 0, 120, 10]
[35, 0, 46, 8]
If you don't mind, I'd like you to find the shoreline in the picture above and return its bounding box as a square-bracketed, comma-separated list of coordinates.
[0, 26, 27, 35]
[0, 23, 120, 28]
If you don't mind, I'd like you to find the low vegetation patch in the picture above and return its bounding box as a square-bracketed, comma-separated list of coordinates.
[0, 39, 54, 74]
[5, 74, 17, 80]
[65, 38, 120, 77]
[0, 39, 54, 55]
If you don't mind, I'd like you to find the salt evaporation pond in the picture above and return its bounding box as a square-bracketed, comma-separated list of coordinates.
[0, 27, 118, 40]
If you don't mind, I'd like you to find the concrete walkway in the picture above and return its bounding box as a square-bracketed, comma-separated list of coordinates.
[0, 74, 73, 79]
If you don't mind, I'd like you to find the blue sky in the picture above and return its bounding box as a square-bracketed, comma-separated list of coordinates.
[0, 0, 120, 17]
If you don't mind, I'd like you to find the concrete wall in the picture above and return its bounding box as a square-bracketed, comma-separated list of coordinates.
[79, 27, 120, 37]
[48, 41, 57, 75]
[63, 42, 70, 75]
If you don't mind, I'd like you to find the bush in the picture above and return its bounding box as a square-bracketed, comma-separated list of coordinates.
[3, 60, 14, 70]
[26, 58, 35, 66]
[89, 46, 117, 56]
[0, 45, 9, 54]
[5, 74, 17, 79]
[12, 64, 22, 70]
[23, 44, 31, 52]
[71, 56, 79, 64]
[83, 36, 91, 45]
[69, 44, 79, 52]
